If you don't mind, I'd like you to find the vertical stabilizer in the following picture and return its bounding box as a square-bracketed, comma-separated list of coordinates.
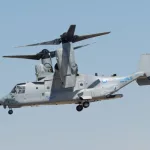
[137, 54, 150, 86]
[138, 54, 150, 76]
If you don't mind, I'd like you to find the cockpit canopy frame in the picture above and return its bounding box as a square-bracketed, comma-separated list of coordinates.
[11, 84, 26, 94]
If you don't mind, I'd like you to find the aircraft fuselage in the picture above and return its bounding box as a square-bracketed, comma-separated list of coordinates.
[1, 72, 143, 109]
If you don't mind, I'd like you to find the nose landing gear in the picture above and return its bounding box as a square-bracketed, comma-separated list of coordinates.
[8, 109, 13, 115]
[3, 103, 14, 115]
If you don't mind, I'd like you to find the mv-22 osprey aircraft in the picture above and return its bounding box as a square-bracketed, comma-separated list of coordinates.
[1, 25, 150, 115]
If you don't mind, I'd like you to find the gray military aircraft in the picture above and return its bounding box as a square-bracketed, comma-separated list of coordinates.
[1, 25, 150, 115]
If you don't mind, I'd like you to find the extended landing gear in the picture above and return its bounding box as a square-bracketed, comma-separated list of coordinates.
[3, 104, 14, 115]
[76, 105, 83, 112]
[83, 101, 90, 108]
[8, 109, 13, 115]
[76, 101, 90, 112]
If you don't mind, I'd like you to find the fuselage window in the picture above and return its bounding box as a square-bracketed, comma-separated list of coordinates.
[80, 83, 83, 86]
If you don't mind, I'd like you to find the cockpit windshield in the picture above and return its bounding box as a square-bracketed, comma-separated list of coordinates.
[11, 86, 16, 93]
[11, 85, 25, 94]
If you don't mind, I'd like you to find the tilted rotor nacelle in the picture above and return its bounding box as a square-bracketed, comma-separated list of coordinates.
[3, 24, 110, 86]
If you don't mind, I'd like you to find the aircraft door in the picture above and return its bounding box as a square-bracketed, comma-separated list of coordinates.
[44, 80, 52, 92]
[43, 80, 52, 101]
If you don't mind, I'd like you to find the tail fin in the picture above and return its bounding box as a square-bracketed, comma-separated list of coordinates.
[137, 54, 150, 86]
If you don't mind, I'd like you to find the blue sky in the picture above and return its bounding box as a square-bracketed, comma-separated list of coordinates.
[0, 0, 150, 150]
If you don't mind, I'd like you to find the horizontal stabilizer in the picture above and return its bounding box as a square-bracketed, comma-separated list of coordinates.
[137, 76, 150, 86]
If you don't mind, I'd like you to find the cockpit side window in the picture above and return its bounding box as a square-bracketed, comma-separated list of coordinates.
[17, 86, 25, 94]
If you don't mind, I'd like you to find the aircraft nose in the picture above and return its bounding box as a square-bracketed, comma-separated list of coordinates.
[0, 96, 6, 105]
[0, 94, 11, 105]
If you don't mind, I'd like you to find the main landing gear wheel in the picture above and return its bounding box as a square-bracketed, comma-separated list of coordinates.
[76, 105, 83, 112]
[8, 109, 13, 115]
[83, 101, 90, 108]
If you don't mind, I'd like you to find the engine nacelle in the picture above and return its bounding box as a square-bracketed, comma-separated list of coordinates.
[55, 43, 77, 88]
[41, 58, 53, 73]
[35, 64, 50, 80]
[35, 56, 53, 81]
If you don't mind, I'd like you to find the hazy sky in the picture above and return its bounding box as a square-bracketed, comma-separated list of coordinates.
[0, 0, 150, 150]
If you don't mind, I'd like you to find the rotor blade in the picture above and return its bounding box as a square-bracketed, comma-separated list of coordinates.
[3, 43, 94, 60]
[3, 55, 41, 60]
[15, 38, 61, 48]
[72, 31, 110, 43]
[74, 43, 95, 50]
[50, 43, 95, 58]
[67, 25, 76, 38]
